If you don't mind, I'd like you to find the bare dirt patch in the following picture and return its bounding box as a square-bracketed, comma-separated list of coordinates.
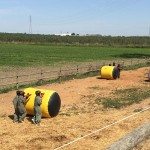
[0, 67, 150, 150]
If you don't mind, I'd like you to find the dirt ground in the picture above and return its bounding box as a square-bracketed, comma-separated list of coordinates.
[0, 67, 150, 150]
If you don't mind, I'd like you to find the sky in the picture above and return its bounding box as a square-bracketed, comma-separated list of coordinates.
[0, 0, 150, 36]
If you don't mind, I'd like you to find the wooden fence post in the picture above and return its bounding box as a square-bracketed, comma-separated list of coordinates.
[131, 60, 133, 65]
[40, 69, 43, 84]
[76, 65, 79, 77]
[89, 64, 92, 75]
[16, 73, 18, 90]
[59, 67, 62, 83]
[122, 61, 125, 67]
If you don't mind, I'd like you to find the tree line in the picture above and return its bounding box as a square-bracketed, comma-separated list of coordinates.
[0, 32, 150, 47]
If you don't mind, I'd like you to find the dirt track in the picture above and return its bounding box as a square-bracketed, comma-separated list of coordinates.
[0, 67, 150, 150]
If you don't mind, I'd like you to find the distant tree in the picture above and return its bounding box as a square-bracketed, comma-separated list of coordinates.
[71, 33, 76, 35]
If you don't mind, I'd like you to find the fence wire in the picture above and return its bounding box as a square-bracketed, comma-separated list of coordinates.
[0, 59, 149, 89]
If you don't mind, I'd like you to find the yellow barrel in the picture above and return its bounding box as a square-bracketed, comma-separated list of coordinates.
[24, 88, 61, 118]
[100, 66, 119, 79]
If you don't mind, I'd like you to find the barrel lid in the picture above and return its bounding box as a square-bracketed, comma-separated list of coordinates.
[48, 92, 61, 117]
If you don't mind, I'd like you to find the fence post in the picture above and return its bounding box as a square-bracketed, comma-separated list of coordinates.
[89, 64, 92, 74]
[16, 72, 18, 90]
[131, 60, 133, 66]
[59, 67, 62, 83]
[97, 62, 99, 71]
[122, 61, 125, 67]
[76, 65, 79, 77]
[40, 69, 43, 84]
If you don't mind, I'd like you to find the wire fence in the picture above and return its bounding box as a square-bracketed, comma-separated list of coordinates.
[0, 59, 149, 90]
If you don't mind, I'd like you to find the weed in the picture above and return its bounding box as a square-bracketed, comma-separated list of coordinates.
[133, 108, 143, 112]
[88, 86, 104, 90]
[0, 113, 7, 118]
[59, 112, 71, 116]
[0, 86, 16, 94]
[95, 97, 102, 105]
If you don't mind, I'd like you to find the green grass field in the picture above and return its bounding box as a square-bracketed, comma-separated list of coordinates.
[0, 43, 150, 67]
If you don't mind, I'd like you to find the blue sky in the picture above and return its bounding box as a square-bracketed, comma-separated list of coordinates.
[0, 0, 150, 36]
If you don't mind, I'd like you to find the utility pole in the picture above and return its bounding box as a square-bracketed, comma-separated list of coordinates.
[29, 15, 32, 34]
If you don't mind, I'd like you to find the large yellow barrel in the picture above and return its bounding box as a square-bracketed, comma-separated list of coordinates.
[24, 88, 61, 118]
[100, 66, 119, 79]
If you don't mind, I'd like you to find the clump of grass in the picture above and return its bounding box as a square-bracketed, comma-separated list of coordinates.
[0, 113, 7, 118]
[88, 86, 105, 90]
[95, 97, 102, 105]
[0, 86, 16, 94]
[133, 108, 143, 112]
[102, 98, 122, 109]
[60, 104, 81, 116]
[102, 87, 150, 109]
[59, 112, 71, 116]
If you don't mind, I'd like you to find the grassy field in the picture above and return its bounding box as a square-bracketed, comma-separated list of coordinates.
[0, 43, 150, 67]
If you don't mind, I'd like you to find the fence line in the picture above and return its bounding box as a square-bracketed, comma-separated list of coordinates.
[0, 59, 149, 89]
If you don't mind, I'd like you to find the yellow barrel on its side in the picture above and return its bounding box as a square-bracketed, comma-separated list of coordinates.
[100, 66, 119, 79]
[24, 88, 61, 118]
